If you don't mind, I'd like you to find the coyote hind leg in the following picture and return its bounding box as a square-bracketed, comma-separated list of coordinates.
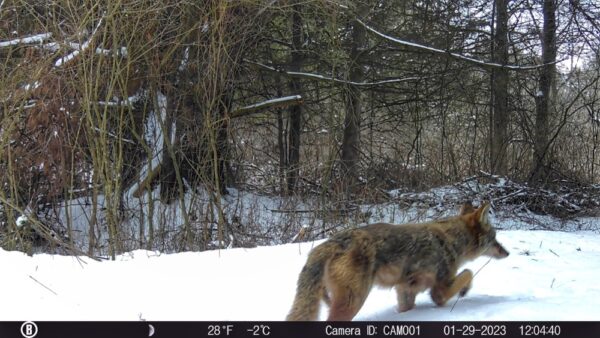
[326, 272, 373, 321]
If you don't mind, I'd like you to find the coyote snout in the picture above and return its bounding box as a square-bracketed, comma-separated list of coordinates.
[287, 202, 509, 321]
[485, 240, 510, 259]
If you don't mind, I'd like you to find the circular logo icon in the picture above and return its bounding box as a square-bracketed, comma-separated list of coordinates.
[20, 321, 38, 338]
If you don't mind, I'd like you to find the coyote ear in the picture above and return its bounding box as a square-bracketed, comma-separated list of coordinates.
[459, 202, 475, 215]
[476, 202, 491, 227]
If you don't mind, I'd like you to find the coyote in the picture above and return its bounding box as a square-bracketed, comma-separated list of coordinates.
[286, 202, 509, 321]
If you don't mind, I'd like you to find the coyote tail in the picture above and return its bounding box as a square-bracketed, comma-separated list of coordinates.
[286, 241, 337, 321]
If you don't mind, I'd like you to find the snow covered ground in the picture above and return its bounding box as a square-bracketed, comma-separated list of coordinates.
[1, 228, 599, 321]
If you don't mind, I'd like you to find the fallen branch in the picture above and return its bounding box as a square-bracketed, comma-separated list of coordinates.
[269, 208, 316, 214]
[270, 206, 358, 215]
[492, 188, 527, 202]
[0, 33, 53, 48]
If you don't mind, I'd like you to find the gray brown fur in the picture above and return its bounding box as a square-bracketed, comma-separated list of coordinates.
[286, 202, 509, 321]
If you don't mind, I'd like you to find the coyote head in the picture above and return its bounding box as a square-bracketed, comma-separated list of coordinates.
[461, 202, 509, 259]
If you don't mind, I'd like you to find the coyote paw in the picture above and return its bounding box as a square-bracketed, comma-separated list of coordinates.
[430, 287, 447, 306]
[396, 287, 416, 313]
[397, 302, 415, 313]
[459, 283, 472, 297]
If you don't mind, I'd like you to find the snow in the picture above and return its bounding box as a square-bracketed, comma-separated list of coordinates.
[94, 46, 128, 58]
[1, 228, 599, 321]
[15, 215, 28, 228]
[178, 47, 190, 72]
[22, 82, 41, 91]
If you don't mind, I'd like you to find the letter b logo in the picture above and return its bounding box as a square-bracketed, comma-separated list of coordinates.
[20, 321, 38, 338]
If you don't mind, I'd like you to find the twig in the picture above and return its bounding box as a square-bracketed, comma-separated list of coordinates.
[549, 249, 559, 257]
[473, 257, 493, 278]
[29, 275, 58, 295]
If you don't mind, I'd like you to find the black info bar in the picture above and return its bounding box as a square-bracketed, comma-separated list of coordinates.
[1, 321, 598, 338]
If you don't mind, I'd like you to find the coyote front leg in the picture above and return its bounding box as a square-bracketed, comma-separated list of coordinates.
[430, 269, 473, 306]
[395, 285, 416, 312]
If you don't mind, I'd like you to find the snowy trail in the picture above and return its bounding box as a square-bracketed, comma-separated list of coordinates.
[1, 230, 599, 321]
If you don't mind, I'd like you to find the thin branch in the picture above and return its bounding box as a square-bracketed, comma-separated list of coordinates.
[569, 0, 600, 34]
[256, 0, 279, 16]
[230, 95, 303, 118]
[29, 275, 58, 295]
[355, 18, 559, 71]
[245, 59, 420, 86]
[325, 0, 349, 10]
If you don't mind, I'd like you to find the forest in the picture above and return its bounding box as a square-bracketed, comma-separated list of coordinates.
[0, 0, 599, 259]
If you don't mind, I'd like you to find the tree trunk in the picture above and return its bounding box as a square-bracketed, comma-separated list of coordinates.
[531, 0, 557, 184]
[275, 75, 287, 194]
[340, 6, 368, 195]
[216, 87, 233, 195]
[490, 0, 509, 176]
[286, 1, 304, 194]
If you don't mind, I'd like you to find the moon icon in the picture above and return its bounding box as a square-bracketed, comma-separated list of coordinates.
[149, 324, 155, 337]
